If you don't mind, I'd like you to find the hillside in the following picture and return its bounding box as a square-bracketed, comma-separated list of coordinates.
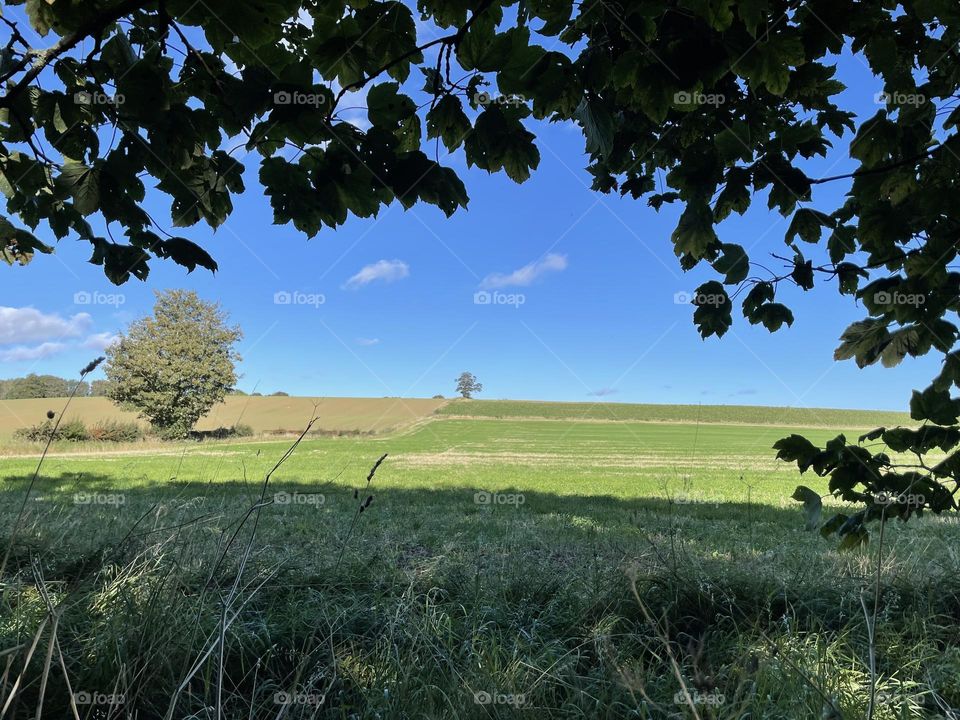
[436, 398, 913, 428]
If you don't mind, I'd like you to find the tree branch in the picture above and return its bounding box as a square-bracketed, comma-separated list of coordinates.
[326, 0, 495, 119]
[0, 0, 150, 110]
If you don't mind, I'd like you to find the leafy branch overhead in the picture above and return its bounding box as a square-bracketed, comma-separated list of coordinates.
[3, 0, 960, 538]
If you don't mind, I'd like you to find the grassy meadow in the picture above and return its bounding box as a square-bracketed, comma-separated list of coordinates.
[0, 399, 958, 718]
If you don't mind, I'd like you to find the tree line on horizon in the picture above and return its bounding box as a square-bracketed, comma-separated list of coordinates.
[0, 375, 111, 400]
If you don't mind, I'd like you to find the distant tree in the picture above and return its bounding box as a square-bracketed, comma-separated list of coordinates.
[89, 379, 112, 396]
[2, 374, 75, 399]
[105, 290, 242, 438]
[66, 380, 91, 397]
[456, 373, 482, 399]
[271, 391, 289, 397]
[229, 389, 248, 396]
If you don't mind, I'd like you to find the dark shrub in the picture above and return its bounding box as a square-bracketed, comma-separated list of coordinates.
[87, 420, 145, 442]
[13, 418, 90, 442]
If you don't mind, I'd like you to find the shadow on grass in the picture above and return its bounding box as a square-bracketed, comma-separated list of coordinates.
[1, 474, 959, 719]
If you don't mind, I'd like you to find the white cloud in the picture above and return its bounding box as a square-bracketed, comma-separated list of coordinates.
[0, 307, 92, 345]
[82, 332, 120, 351]
[355, 337, 380, 346]
[343, 259, 410, 289]
[0, 342, 67, 362]
[480, 254, 567, 289]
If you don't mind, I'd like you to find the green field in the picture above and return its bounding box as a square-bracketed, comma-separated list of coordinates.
[0, 403, 957, 718]
[0, 395, 447, 443]
[438, 398, 914, 427]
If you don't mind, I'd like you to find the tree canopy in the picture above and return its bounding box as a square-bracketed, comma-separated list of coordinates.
[456, 371, 482, 398]
[105, 289, 242, 437]
[2, 0, 960, 541]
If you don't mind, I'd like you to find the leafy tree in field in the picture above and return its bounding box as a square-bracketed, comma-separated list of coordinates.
[456, 372, 482, 399]
[105, 290, 242, 437]
[2, 1, 960, 540]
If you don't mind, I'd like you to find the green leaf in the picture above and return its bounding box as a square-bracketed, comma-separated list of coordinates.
[671, 202, 718, 259]
[910, 386, 960, 425]
[785, 208, 835, 244]
[367, 82, 417, 129]
[464, 106, 540, 183]
[714, 168, 752, 221]
[155, 237, 219, 274]
[791, 485, 822, 530]
[774, 434, 819, 473]
[740, 34, 805, 96]
[737, 0, 767, 36]
[575, 96, 615, 160]
[426, 96, 472, 152]
[756, 303, 794, 332]
[711, 243, 749, 284]
[791, 256, 814, 290]
[834, 320, 891, 368]
[691, 280, 731, 338]
[56, 160, 100, 215]
[0, 217, 54, 266]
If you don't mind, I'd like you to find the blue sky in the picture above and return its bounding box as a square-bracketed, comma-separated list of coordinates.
[0, 33, 940, 410]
